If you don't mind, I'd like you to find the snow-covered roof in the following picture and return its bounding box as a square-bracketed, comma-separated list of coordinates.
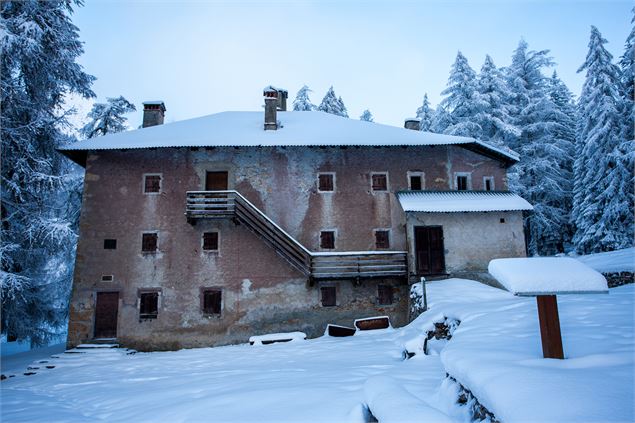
[58, 111, 519, 165]
[397, 190, 533, 213]
[574, 247, 635, 273]
[488, 257, 609, 296]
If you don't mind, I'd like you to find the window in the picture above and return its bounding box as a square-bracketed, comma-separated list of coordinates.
[104, 239, 117, 250]
[483, 176, 495, 191]
[142, 233, 158, 252]
[320, 231, 335, 249]
[101, 275, 113, 282]
[455, 173, 471, 191]
[408, 171, 424, 190]
[375, 230, 390, 249]
[377, 285, 394, 305]
[139, 291, 159, 319]
[318, 173, 335, 192]
[371, 173, 388, 191]
[320, 286, 336, 307]
[202, 232, 219, 251]
[201, 289, 222, 315]
[500, 218, 506, 224]
[144, 174, 161, 194]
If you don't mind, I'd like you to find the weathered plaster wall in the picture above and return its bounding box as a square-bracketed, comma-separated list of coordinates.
[68, 145, 509, 350]
[406, 211, 527, 276]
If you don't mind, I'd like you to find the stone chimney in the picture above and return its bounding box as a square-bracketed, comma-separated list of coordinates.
[263, 86, 288, 130]
[142, 101, 166, 128]
[404, 118, 421, 131]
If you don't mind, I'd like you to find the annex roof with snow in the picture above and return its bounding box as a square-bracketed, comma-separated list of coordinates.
[488, 257, 609, 296]
[397, 191, 533, 213]
[58, 111, 519, 167]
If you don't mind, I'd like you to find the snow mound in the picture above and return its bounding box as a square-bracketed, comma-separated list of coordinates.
[489, 257, 608, 295]
[363, 375, 454, 423]
[248, 332, 306, 345]
[575, 247, 635, 273]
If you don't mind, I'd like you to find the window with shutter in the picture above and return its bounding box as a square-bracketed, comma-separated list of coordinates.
[320, 231, 335, 249]
[456, 175, 468, 191]
[375, 230, 390, 249]
[144, 174, 161, 193]
[320, 286, 336, 307]
[142, 233, 158, 252]
[139, 292, 159, 319]
[318, 173, 335, 192]
[371, 173, 388, 191]
[202, 289, 222, 315]
[377, 285, 394, 305]
[202, 232, 219, 251]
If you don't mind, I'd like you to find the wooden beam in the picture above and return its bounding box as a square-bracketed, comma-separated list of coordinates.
[536, 295, 564, 359]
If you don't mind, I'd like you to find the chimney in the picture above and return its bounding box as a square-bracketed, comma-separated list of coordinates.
[404, 118, 421, 131]
[142, 101, 166, 128]
[263, 86, 288, 130]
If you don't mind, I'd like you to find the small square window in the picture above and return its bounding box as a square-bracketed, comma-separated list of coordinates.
[104, 239, 117, 250]
[371, 173, 388, 191]
[500, 218, 506, 223]
[202, 232, 219, 251]
[101, 275, 114, 282]
[320, 231, 335, 249]
[139, 292, 159, 319]
[144, 174, 161, 193]
[202, 289, 222, 315]
[377, 285, 394, 305]
[375, 230, 390, 249]
[321, 286, 336, 307]
[409, 175, 422, 190]
[484, 177, 495, 191]
[456, 175, 469, 191]
[318, 173, 334, 192]
[142, 233, 158, 252]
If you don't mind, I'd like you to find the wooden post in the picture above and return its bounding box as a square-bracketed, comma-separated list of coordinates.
[536, 295, 564, 359]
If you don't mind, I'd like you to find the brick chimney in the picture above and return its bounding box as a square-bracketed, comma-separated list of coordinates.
[404, 118, 421, 131]
[263, 86, 288, 130]
[142, 101, 166, 128]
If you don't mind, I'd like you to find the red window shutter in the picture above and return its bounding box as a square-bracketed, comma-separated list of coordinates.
[144, 175, 161, 193]
[203, 232, 219, 250]
[375, 231, 390, 249]
[320, 231, 335, 249]
[203, 290, 222, 314]
[318, 174, 334, 191]
[321, 286, 336, 307]
[142, 233, 157, 252]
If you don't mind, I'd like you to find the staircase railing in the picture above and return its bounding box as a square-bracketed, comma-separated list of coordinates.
[186, 191, 407, 280]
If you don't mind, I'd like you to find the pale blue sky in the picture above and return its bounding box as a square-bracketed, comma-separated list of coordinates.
[72, 0, 632, 128]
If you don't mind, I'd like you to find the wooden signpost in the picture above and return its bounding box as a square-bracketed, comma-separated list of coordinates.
[536, 295, 564, 359]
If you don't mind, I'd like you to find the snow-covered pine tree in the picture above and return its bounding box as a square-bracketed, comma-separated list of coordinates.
[415, 94, 434, 132]
[80, 96, 136, 139]
[439, 51, 481, 137]
[573, 26, 634, 253]
[431, 105, 453, 134]
[359, 109, 374, 122]
[619, 8, 634, 142]
[318, 86, 348, 117]
[475, 55, 517, 147]
[1, 0, 95, 345]
[292, 85, 315, 111]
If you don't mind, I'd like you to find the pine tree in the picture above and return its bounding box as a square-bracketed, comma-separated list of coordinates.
[292, 85, 315, 111]
[431, 105, 453, 134]
[439, 51, 481, 137]
[359, 109, 374, 122]
[619, 8, 634, 142]
[80, 96, 136, 139]
[1, 0, 95, 345]
[573, 26, 633, 253]
[318, 86, 348, 117]
[415, 94, 434, 132]
[475, 55, 517, 146]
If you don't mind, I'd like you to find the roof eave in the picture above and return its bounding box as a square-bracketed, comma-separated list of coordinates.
[58, 149, 87, 167]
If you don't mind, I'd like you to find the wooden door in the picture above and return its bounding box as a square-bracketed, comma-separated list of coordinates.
[94, 292, 119, 339]
[415, 226, 445, 275]
[205, 171, 228, 190]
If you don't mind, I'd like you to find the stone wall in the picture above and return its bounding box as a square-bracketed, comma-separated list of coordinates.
[67, 145, 510, 350]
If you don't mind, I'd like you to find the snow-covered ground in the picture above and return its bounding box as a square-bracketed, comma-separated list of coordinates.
[2, 279, 633, 423]
[574, 247, 635, 273]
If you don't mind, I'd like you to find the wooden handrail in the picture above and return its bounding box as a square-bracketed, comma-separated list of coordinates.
[186, 191, 408, 280]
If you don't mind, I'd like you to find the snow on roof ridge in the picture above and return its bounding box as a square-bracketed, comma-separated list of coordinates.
[58, 110, 518, 163]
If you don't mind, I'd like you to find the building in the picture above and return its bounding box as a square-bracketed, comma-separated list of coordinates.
[60, 87, 532, 351]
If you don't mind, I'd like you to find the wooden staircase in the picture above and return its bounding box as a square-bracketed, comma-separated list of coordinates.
[186, 190, 408, 281]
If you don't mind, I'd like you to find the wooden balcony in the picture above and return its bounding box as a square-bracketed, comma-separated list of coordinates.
[186, 191, 408, 281]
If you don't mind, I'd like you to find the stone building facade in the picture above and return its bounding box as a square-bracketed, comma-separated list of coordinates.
[60, 90, 531, 351]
